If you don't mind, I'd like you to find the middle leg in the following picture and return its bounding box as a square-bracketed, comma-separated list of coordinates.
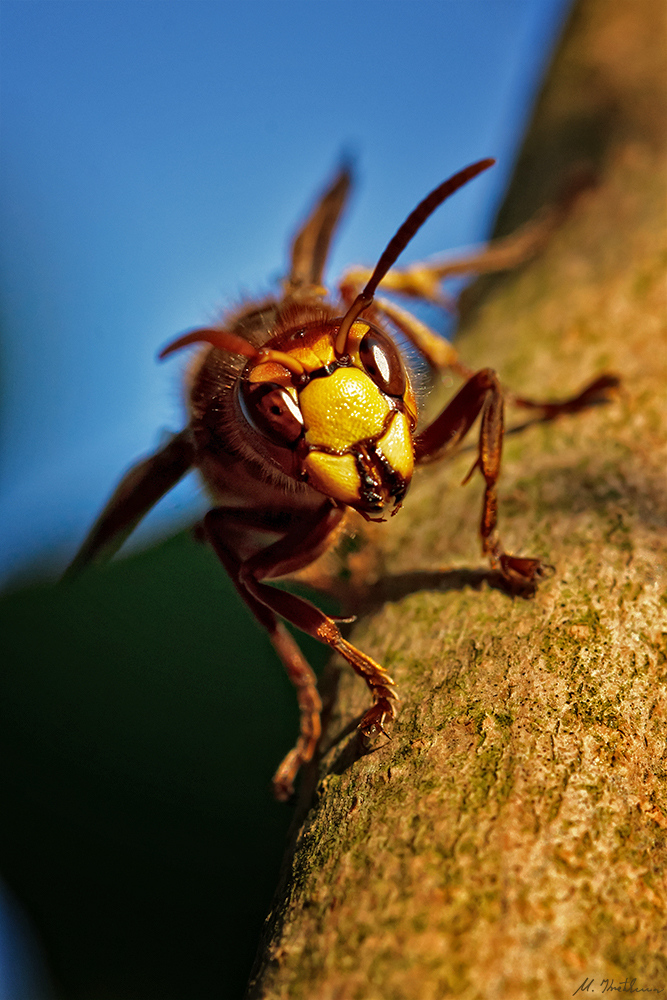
[413, 368, 544, 591]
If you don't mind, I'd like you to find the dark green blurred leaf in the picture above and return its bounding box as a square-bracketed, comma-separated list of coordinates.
[0, 532, 329, 999]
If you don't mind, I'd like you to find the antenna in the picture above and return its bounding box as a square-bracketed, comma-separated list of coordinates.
[334, 158, 495, 357]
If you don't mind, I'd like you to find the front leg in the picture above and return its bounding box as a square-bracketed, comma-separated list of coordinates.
[204, 505, 396, 800]
[414, 369, 544, 592]
[241, 516, 398, 744]
[64, 430, 195, 578]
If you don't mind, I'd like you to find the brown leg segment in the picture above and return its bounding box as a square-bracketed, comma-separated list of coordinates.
[413, 368, 544, 592]
[266, 622, 323, 802]
[204, 505, 396, 799]
[507, 373, 621, 418]
[64, 429, 195, 579]
[204, 508, 325, 800]
[239, 558, 397, 737]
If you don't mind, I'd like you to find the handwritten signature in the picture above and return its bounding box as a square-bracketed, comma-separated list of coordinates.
[573, 979, 664, 995]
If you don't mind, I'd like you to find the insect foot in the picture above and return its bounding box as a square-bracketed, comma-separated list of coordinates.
[498, 554, 551, 595]
[359, 697, 397, 741]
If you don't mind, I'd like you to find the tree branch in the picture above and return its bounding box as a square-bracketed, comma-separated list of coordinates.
[247, 0, 667, 995]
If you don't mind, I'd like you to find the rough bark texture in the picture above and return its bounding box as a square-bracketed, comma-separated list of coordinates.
[247, 1, 667, 996]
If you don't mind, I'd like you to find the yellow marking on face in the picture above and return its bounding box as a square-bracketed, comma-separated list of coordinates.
[341, 321, 371, 360]
[300, 368, 391, 451]
[289, 334, 336, 370]
[248, 360, 293, 385]
[278, 321, 370, 373]
[376, 412, 414, 481]
[303, 452, 361, 504]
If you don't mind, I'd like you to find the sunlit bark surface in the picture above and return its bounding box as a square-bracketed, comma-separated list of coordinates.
[247, 1, 667, 996]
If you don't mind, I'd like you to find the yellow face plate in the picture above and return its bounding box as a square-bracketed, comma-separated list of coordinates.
[302, 452, 362, 505]
[376, 411, 414, 481]
[299, 367, 391, 452]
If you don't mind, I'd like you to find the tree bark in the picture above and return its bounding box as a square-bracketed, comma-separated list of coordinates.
[247, 1, 667, 996]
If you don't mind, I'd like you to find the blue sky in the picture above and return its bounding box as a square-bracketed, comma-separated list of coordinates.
[0, 0, 572, 588]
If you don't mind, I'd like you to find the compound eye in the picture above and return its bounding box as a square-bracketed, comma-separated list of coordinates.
[358, 328, 406, 397]
[240, 382, 304, 447]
